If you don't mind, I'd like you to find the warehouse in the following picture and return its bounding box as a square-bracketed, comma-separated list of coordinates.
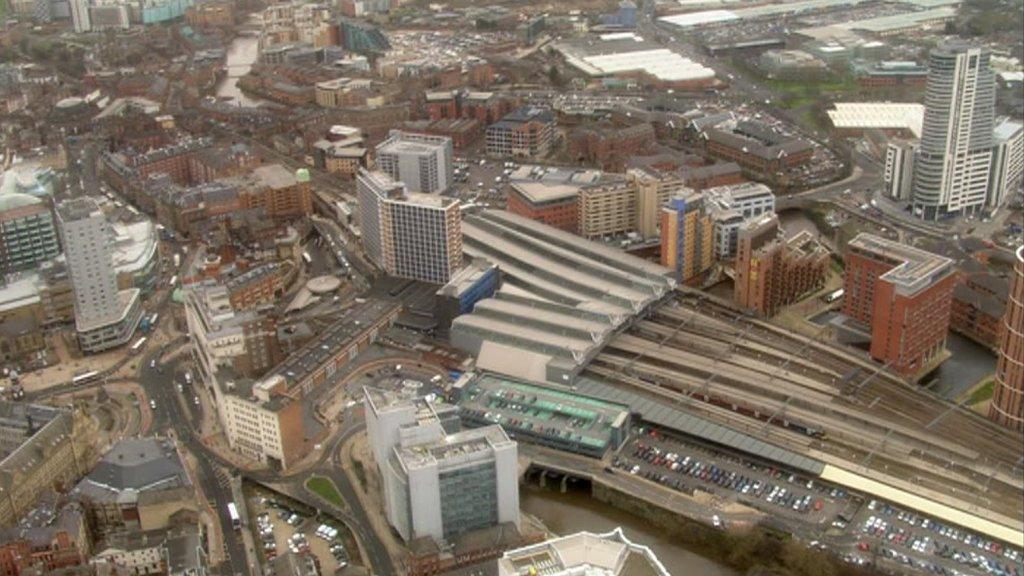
[554, 33, 716, 89]
[827, 102, 924, 138]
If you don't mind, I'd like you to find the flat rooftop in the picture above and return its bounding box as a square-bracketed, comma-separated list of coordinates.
[497, 528, 670, 576]
[510, 182, 580, 205]
[457, 373, 631, 454]
[252, 164, 298, 190]
[828, 102, 925, 137]
[848, 233, 953, 295]
[398, 424, 512, 470]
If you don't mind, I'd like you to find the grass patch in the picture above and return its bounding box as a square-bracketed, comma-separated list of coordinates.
[352, 459, 367, 490]
[966, 380, 995, 405]
[305, 475, 344, 508]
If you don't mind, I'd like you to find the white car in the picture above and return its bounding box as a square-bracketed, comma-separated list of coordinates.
[149, 400, 156, 410]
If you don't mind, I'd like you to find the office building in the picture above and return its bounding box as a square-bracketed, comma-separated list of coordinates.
[884, 140, 917, 201]
[69, 0, 90, 32]
[843, 234, 955, 377]
[374, 131, 453, 194]
[364, 388, 519, 545]
[357, 169, 462, 284]
[660, 192, 714, 284]
[703, 182, 776, 259]
[507, 182, 580, 234]
[498, 528, 670, 576]
[989, 246, 1023, 431]
[734, 214, 828, 317]
[988, 119, 1024, 208]
[55, 197, 142, 353]
[0, 193, 60, 274]
[435, 260, 501, 332]
[912, 42, 996, 220]
[486, 107, 556, 159]
[337, 18, 390, 55]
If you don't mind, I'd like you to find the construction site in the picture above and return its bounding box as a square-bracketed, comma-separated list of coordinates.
[584, 288, 1024, 542]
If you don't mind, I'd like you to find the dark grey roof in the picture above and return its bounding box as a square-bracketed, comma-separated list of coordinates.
[78, 437, 187, 498]
[574, 377, 825, 475]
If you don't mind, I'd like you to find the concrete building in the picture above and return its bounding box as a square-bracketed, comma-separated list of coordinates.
[357, 169, 462, 284]
[454, 373, 631, 458]
[0, 403, 88, 526]
[434, 260, 501, 333]
[73, 437, 196, 535]
[497, 528, 670, 576]
[69, 0, 90, 32]
[374, 131, 453, 194]
[884, 140, 917, 201]
[912, 42, 996, 220]
[988, 118, 1024, 209]
[486, 107, 556, 159]
[843, 234, 955, 378]
[55, 198, 142, 353]
[193, 299, 398, 469]
[364, 388, 519, 545]
[703, 182, 776, 259]
[0, 193, 60, 274]
[734, 214, 828, 317]
[989, 246, 1023, 431]
[660, 192, 714, 284]
[507, 182, 580, 234]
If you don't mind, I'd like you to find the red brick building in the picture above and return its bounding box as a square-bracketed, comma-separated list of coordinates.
[403, 118, 482, 149]
[506, 182, 579, 233]
[697, 120, 813, 178]
[843, 234, 956, 379]
[568, 121, 655, 170]
[950, 269, 1008, 350]
[990, 246, 1024, 431]
[424, 91, 459, 120]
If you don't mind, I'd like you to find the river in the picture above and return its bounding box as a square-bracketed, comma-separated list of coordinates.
[215, 35, 263, 106]
[521, 487, 739, 575]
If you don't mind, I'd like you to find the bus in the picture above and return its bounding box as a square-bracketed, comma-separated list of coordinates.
[227, 503, 241, 530]
[71, 371, 101, 387]
[149, 313, 159, 328]
[302, 251, 312, 265]
[130, 337, 148, 353]
[822, 288, 845, 304]
[169, 275, 178, 287]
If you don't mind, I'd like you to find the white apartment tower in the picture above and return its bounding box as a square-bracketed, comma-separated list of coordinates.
[56, 197, 142, 353]
[885, 140, 917, 201]
[357, 169, 462, 284]
[69, 0, 91, 32]
[374, 131, 453, 194]
[988, 119, 1024, 208]
[912, 41, 996, 220]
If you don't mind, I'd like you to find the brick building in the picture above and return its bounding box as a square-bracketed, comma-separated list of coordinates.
[568, 121, 655, 170]
[507, 182, 580, 234]
[696, 120, 813, 178]
[734, 214, 828, 317]
[989, 246, 1023, 431]
[950, 268, 1009, 350]
[486, 106, 556, 159]
[843, 234, 956, 378]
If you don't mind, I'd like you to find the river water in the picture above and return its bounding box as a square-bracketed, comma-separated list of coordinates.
[521, 487, 739, 575]
[215, 35, 263, 106]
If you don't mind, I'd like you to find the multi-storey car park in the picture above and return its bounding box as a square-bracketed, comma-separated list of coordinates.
[582, 289, 1024, 546]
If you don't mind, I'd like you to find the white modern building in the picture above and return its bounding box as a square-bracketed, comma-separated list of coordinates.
[374, 131, 453, 194]
[356, 169, 462, 284]
[703, 182, 776, 259]
[55, 197, 142, 353]
[912, 41, 996, 220]
[363, 387, 520, 545]
[885, 139, 917, 201]
[988, 118, 1024, 209]
[497, 528, 670, 576]
[69, 0, 91, 32]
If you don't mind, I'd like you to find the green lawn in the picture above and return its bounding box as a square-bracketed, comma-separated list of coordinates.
[965, 380, 995, 406]
[305, 475, 344, 508]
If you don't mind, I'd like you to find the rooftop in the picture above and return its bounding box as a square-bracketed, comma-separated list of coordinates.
[75, 437, 188, 503]
[848, 233, 954, 295]
[497, 528, 670, 576]
[828, 102, 925, 137]
[252, 164, 299, 190]
[555, 34, 715, 82]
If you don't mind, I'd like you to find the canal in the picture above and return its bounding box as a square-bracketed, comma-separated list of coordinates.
[521, 486, 739, 575]
[215, 34, 263, 106]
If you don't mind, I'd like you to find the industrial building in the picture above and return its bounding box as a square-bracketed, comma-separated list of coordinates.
[454, 373, 632, 458]
[843, 234, 955, 378]
[734, 214, 828, 316]
[497, 528, 670, 576]
[828, 102, 924, 138]
[989, 246, 1023, 432]
[374, 131, 454, 194]
[363, 388, 519, 545]
[434, 260, 501, 333]
[553, 33, 716, 89]
[454, 210, 675, 383]
[357, 169, 462, 284]
[55, 197, 142, 353]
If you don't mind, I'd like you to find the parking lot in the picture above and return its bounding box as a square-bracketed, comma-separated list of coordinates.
[248, 493, 353, 573]
[612, 426, 1024, 576]
[612, 427, 852, 529]
[850, 500, 1022, 576]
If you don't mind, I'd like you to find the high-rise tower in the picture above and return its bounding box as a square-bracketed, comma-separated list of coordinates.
[912, 41, 996, 220]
